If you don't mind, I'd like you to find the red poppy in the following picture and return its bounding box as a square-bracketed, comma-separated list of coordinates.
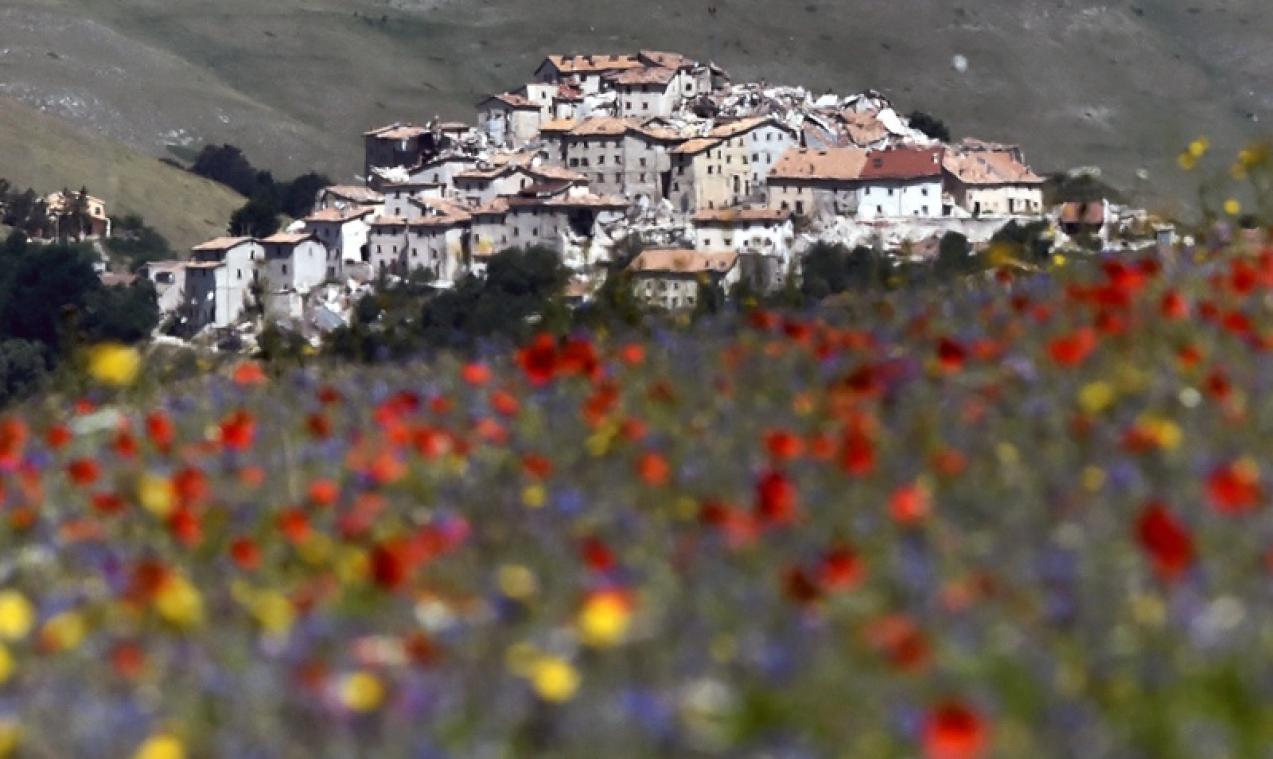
[230, 537, 262, 571]
[91, 492, 126, 515]
[308, 479, 340, 508]
[1160, 290, 1189, 320]
[817, 544, 865, 592]
[936, 337, 968, 373]
[922, 701, 988, 759]
[489, 390, 521, 417]
[618, 343, 646, 366]
[782, 566, 822, 605]
[517, 334, 559, 386]
[173, 466, 208, 507]
[1048, 327, 1097, 367]
[580, 536, 616, 573]
[461, 362, 491, 386]
[755, 469, 798, 525]
[1206, 461, 1263, 516]
[220, 410, 257, 452]
[66, 458, 100, 487]
[764, 430, 805, 462]
[110, 641, 146, 680]
[841, 431, 876, 477]
[277, 508, 311, 545]
[45, 425, 72, 451]
[1135, 502, 1194, 581]
[864, 614, 930, 672]
[168, 506, 202, 548]
[557, 337, 600, 380]
[889, 483, 930, 525]
[232, 361, 268, 387]
[370, 541, 408, 590]
[637, 451, 670, 487]
[521, 453, 554, 480]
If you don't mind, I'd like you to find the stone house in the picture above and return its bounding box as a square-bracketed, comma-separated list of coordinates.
[533, 54, 644, 95]
[942, 145, 1045, 217]
[608, 67, 680, 119]
[363, 123, 435, 180]
[668, 138, 725, 213]
[185, 236, 264, 330]
[137, 260, 187, 316]
[44, 190, 111, 240]
[407, 154, 479, 188]
[627, 248, 739, 310]
[636, 50, 714, 100]
[367, 217, 409, 279]
[766, 147, 869, 218]
[709, 117, 799, 202]
[857, 147, 945, 219]
[622, 123, 686, 205]
[315, 185, 384, 213]
[451, 163, 538, 205]
[692, 208, 795, 293]
[382, 182, 447, 217]
[476, 93, 545, 148]
[260, 232, 328, 294]
[302, 207, 374, 280]
[562, 118, 633, 196]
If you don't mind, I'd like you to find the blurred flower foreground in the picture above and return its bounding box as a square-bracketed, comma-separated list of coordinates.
[2, 247, 1273, 758]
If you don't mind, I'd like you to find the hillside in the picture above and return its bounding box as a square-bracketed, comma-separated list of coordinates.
[0, 95, 244, 250]
[2, 0, 1271, 213]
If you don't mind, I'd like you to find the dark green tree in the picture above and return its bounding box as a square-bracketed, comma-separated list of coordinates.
[0, 339, 46, 407]
[907, 111, 951, 142]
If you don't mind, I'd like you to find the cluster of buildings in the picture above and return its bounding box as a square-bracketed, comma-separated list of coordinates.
[158, 50, 1062, 327]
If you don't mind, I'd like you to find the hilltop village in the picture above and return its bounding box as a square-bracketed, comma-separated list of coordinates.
[126, 50, 1163, 340]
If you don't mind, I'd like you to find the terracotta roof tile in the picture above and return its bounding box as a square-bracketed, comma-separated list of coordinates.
[671, 137, 722, 156]
[544, 54, 643, 75]
[628, 248, 738, 274]
[859, 147, 944, 181]
[609, 67, 677, 86]
[191, 236, 255, 252]
[769, 147, 868, 182]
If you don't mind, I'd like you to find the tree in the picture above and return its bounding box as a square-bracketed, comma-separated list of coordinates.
[192, 144, 261, 197]
[83, 280, 160, 343]
[801, 241, 851, 300]
[992, 220, 1053, 262]
[0, 244, 100, 349]
[0, 340, 46, 407]
[935, 232, 973, 276]
[908, 111, 951, 143]
[280, 172, 332, 219]
[229, 195, 282, 237]
[106, 214, 173, 271]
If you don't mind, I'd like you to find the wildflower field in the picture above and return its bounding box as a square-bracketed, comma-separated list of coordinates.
[2, 248, 1273, 758]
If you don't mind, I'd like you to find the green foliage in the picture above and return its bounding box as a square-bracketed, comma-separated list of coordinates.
[106, 214, 174, 271]
[907, 110, 952, 142]
[0, 243, 100, 349]
[229, 194, 282, 237]
[934, 231, 984, 277]
[800, 242, 886, 300]
[993, 220, 1054, 262]
[82, 280, 160, 344]
[192, 144, 331, 230]
[0, 339, 47, 406]
[1044, 172, 1125, 206]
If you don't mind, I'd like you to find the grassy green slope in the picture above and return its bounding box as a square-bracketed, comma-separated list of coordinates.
[0, 96, 244, 250]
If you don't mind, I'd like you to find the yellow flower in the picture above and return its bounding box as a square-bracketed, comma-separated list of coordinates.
[522, 483, 547, 509]
[132, 733, 184, 759]
[339, 671, 386, 712]
[0, 719, 20, 758]
[1082, 466, 1106, 493]
[154, 575, 204, 630]
[248, 591, 294, 638]
[496, 564, 538, 601]
[577, 592, 632, 648]
[0, 592, 35, 641]
[137, 474, 175, 518]
[1224, 198, 1242, 216]
[1078, 382, 1116, 415]
[87, 343, 141, 387]
[1187, 137, 1210, 159]
[1051, 253, 1067, 268]
[0, 643, 14, 684]
[41, 610, 86, 652]
[529, 656, 580, 703]
[1177, 152, 1197, 171]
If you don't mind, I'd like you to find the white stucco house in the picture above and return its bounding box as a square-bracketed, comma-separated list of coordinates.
[856, 147, 945, 220]
[302, 207, 374, 280]
[184, 237, 264, 330]
[261, 233, 328, 294]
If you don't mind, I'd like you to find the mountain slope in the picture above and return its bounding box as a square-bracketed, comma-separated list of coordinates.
[0, 95, 245, 250]
[2, 0, 1270, 212]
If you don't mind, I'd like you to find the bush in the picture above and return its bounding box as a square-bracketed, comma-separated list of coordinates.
[106, 214, 173, 271]
[907, 110, 952, 142]
[0, 339, 46, 406]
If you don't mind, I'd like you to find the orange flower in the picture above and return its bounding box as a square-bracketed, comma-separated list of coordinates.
[232, 361, 268, 387]
[889, 482, 931, 525]
[308, 479, 340, 508]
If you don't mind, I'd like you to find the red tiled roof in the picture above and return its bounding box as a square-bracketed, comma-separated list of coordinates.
[543, 54, 643, 75]
[608, 67, 677, 87]
[191, 236, 254, 252]
[859, 148, 944, 181]
[769, 147, 868, 182]
[628, 249, 738, 275]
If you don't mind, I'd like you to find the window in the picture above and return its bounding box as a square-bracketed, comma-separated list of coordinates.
[640, 158, 647, 167]
[888, 188, 894, 196]
[598, 155, 605, 165]
[615, 173, 621, 183]
[569, 158, 579, 167]
[921, 188, 929, 196]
